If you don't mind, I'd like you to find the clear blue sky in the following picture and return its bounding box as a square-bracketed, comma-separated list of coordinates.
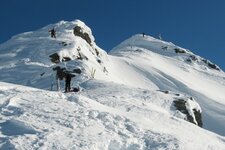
[0, 0, 225, 70]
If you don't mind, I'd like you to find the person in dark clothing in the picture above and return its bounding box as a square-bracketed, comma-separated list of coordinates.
[65, 74, 71, 92]
[49, 28, 56, 38]
[142, 32, 145, 37]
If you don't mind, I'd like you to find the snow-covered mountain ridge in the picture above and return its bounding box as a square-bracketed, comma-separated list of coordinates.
[0, 19, 225, 149]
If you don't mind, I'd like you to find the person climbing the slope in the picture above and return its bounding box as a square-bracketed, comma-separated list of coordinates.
[65, 73, 71, 92]
[49, 28, 56, 38]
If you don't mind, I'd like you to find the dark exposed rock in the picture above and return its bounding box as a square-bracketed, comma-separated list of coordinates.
[103, 67, 108, 73]
[161, 46, 168, 50]
[135, 49, 143, 53]
[95, 48, 100, 56]
[190, 55, 198, 61]
[174, 99, 187, 113]
[186, 55, 198, 63]
[97, 59, 101, 64]
[186, 58, 192, 63]
[59, 41, 68, 47]
[40, 72, 45, 76]
[186, 55, 220, 71]
[73, 68, 82, 74]
[157, 90, 169, 94]
[63, 57, 71, 62]
[174, 48, 186, 54]
[208, 63, 220, 70]
[164, 91, 169, 94]
[76, 52, 82, 60]
[84, 56, 88, 61]
[202, 59, 207, 64]
[49, 53, 71, 64]
[194, 109, 203, 127]
[49, 53, 60, 63]
[73, 26, 92, 45]
[76, 47, 89, 61]
[174, 99, 202, 127]
[202, 59, 220, 71]
[208, 63, 219, 70]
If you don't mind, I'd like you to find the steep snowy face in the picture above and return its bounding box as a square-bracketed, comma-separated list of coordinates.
[0, 20, 108, 89]
[109, 34, 225, 136]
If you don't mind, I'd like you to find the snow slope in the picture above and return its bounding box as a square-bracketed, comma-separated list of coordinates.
[0, 20, 225, 149]
[0, 81, 225, 149]
[109, 35, 225, 136]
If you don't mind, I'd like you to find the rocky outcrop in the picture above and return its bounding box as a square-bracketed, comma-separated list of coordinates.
[73, 26, 92, 45]
[174, 98, 202, 127]
[49, 53, 71, 64]
[49, 53, 60, 64]
[158, 90, 202, 127]
[202, 59, 220, 71]
[174, 48, 186, 54]
[185, 55, 221, 72]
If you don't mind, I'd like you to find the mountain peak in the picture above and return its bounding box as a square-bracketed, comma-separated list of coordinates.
[0, 20, 225, 149]
[110, 33, 222, 72]
[110, 33, 190, 55]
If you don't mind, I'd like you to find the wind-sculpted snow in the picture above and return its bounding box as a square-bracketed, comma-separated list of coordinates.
[0, 81, 225, 149]
[109, 35, 225, 136]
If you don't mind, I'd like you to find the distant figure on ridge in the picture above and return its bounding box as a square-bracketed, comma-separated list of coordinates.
[142, 32, 145, 37]
[158, 33, 162, 40]
[49, 28, 56, 38]
[65, 73, 71, 92]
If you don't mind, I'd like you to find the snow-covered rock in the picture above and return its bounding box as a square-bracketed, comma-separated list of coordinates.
[0, 19, 109, 90]
[173, 97, 202, 127]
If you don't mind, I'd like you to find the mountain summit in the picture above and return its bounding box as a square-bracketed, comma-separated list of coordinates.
[0, 20, 225, 149]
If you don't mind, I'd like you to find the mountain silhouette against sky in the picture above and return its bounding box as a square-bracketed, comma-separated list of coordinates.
[0, 19, 224, 149]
